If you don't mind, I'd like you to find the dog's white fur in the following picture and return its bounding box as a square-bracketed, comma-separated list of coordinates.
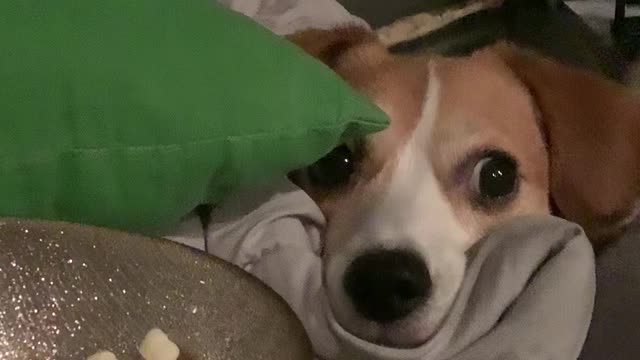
[325, 68, 467, 345]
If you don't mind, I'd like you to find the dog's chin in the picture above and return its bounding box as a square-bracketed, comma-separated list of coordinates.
[330, 302, 450, 348]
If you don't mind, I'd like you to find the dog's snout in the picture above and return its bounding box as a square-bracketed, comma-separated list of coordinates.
[343, 249, 431, 323]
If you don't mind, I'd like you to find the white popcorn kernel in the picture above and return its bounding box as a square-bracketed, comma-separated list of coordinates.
[138, 328, 180, 360]
[86, 350, 118, 360]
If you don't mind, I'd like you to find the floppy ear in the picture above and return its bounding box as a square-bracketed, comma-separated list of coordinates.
[286, 27, 388, 85]
[286, 27, 379, 66]
[492, 42, 640, 245]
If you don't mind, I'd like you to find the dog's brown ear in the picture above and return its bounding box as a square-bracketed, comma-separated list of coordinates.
[492, 42, 640, 244]
[286, 27, 387, 85]
[287, 27, 378, 67]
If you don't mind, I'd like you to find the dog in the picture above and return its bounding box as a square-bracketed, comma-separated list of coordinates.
[285, 27, 640, 348]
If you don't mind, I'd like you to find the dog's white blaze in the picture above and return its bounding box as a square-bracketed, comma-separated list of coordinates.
[326, 66, 468, 344]
[371, 66, 467, 343]
[366, 66, 468, 249]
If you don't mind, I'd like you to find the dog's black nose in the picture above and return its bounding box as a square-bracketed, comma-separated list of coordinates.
[343, 249, 431, 324]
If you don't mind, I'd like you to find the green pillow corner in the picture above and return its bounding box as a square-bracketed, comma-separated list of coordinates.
[0, 0, 389, 232]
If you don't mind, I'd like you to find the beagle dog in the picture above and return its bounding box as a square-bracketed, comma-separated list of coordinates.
[286, 27, 640, 347]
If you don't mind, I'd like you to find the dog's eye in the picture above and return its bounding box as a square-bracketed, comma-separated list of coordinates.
[307, 144, 355, 189]
[471, 151, 518, 203]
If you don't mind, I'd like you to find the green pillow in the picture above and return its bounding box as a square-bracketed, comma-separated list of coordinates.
[0, 0, 388, 232]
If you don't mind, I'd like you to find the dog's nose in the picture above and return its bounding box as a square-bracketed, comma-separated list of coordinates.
[343, 249, 431, 323]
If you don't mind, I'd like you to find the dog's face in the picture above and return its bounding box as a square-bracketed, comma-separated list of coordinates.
[288, 28, 640, 347]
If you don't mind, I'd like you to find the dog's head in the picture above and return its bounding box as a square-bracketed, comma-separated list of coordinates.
[288, 27, 640, 347]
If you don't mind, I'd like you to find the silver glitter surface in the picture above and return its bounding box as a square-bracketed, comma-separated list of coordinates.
[0, 218, 311, 359]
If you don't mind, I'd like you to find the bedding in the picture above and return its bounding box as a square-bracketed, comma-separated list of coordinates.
[218, 0, 369, 35]
[375, 0, 501, 47]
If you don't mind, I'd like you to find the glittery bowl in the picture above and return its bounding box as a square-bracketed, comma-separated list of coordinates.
[0, 218, 312, 359]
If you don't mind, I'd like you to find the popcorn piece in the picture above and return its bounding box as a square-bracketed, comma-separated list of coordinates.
[87, 328, 179, 360]
[138, 328, 180, 360]
[86, 350, 118, 360]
